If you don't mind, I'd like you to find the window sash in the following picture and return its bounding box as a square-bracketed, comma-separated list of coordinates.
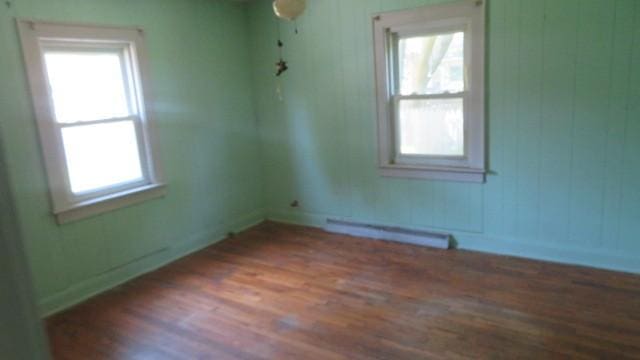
[392, 93, 466, 101]
[389, 23, 469, 97]
[391, 94, 468, 166]
[41, 43, 140, 124]
[54, 116, 152, 202]
[388, 25, 469, 167]
[57, 115, 139, 128]
[390, 21, 468, 40]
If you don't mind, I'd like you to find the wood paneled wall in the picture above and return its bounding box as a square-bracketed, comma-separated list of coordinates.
[248, 0, 640, 273]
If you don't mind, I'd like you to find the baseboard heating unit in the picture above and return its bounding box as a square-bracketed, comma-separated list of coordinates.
[325, 219, 451, 250]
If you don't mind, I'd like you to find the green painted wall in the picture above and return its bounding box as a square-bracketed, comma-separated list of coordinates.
[0, 118, 50, 359]
[0, 0, 264, 315]
[248, 0, 640, 273]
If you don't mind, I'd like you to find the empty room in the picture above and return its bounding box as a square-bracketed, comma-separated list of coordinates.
[1, 0, 640, 358]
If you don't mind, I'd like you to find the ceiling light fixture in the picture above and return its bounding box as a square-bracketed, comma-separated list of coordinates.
[272, 0, 306, 21]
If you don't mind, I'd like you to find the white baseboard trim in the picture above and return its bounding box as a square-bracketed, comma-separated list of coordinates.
[39, 209, 265, 317]
[459, 234, 640, 275]
[267, 209, 640, 275]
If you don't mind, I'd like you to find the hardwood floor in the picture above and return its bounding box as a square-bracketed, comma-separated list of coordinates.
[47, 221, 640, 359]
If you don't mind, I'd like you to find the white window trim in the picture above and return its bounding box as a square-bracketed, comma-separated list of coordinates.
[372, 0, 486, 183]
[17, 19, 165, 224]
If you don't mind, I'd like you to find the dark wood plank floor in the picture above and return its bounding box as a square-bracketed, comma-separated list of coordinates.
[47, 221, 640, 359]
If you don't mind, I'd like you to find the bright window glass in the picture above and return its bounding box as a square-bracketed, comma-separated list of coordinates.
[44, 50, 131, 123]
[61, 121, 143, 194]
[398, 98, 464, 156]
[398, 32, 464, 95]
[42, 47, 146, 195]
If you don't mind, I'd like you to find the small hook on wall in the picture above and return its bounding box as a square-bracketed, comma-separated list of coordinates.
[5, 1, 12, 9]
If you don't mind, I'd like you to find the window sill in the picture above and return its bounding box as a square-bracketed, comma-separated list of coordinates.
[55, 183, 167, 224]
[379, 164, 485, 183]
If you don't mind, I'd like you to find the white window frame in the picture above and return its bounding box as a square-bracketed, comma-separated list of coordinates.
[373, 0, 486, 182]
[17, 19, 165, 224]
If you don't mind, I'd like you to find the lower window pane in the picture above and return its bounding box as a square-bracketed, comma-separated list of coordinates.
[61, 120, 144, 194]
[397, 98, 464, 156]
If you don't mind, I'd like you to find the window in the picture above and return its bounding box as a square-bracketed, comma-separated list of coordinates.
[373, 0, 486, 182]
[18, 20, 165, 223]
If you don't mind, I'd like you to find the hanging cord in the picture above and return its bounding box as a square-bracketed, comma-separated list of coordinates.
[276, 17, 282, 57]
[276, 79, 284, 101]
[273, 14, 301, 101]
[275, 18, 288, 101]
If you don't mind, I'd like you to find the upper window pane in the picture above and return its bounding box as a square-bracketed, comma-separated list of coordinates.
[398, 32, 464, 95]
[43, 50, 132, 123]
